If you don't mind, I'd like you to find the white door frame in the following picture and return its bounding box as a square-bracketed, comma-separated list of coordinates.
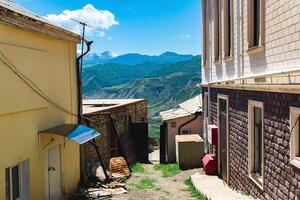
[44, 146, 62, 200]
[217, 94, 230, 184]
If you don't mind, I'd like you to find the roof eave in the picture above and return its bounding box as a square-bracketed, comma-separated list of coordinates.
[0, 7, 81, 43]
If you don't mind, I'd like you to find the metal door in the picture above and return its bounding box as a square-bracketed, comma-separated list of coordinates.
[45, 146, 62, 200]
[130, 122, 149, 163]
[219, 98, 228, 181]
[160, 123, 167, 164]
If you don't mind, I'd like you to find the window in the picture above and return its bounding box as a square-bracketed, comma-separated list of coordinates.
[248, 0, 265, 49]
[290, 107, 300, 169]
[204, 92, 209, 118]
[248, 101, 264, 189]
[171, 122, 177, 128]
[202, 0, 207, 66]
[5, 160, 29, 200]
[181, 128, 191, 135]
[224, 0, 233, 58]
[214, 0, 221, 62]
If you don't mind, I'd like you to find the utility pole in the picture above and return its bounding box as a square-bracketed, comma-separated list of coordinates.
[71, 18, 90, 72]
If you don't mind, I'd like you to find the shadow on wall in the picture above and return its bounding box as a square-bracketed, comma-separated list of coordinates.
[225, 59, 236, 79]
[249, 51, 267, 74]
[215, 62, 223, 79]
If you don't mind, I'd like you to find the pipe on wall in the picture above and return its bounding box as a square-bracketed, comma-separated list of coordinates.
[76, 40, 93, 124]
[178, 112, 202, 135]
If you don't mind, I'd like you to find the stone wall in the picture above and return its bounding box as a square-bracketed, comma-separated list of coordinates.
[202, 87, 300, 199]
[82, 100, 147, 171]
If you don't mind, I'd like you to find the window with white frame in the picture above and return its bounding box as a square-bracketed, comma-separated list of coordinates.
[290, 107, 300, 168]
[248, 100, 264, 189]
[5, 160, 29, 200]
[247, 0, 265, 49]
[213, 0, 221, 62]
[224, 0, 233, 58]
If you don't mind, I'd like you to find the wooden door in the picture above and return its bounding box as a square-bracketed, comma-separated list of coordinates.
[219, 98, 228, 181]
[45, 146, 62, 200]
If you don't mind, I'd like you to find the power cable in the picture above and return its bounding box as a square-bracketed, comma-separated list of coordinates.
[0, 50, 94, 122]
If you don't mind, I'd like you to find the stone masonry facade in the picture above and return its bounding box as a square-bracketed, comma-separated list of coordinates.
[82, 100, 147, 170]
[203, 87, 300, 199]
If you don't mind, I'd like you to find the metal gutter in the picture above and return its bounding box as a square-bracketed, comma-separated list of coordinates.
[76, 40, 93, 124]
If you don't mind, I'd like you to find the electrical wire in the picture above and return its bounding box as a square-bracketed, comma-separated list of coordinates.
[0, 50, 94, 122]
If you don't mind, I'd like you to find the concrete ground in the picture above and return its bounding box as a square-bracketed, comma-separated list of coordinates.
[191, 173, 255, 200]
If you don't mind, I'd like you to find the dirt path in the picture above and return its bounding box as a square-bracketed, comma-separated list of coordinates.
[112, 164, 204, 200]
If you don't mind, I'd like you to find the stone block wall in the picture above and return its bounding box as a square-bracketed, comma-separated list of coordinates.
[82, 100, 147, 171]
[202, 87, 300, 199]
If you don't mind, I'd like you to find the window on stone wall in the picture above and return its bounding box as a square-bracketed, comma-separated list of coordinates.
[214, 0, 221, 62]
[202, 0, 207, 66]
[248, 100, 264, 189]
[248, 0, 265, 50]
[224, 0, 233, 58]
[5, 160, 29, 200]
[290, 107, 300, 169]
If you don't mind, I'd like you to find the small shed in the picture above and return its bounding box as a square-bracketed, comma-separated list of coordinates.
[175, 134, 204, 169]
[159, 95, 203, 163]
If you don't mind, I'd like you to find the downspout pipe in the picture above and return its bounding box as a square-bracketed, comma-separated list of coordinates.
[178, 111, 202, 135]
[76, 40, 93, 124]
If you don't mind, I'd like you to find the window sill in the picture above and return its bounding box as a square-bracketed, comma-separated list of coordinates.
[249, 173, 264, 190]
[223, 56, 233, 62]
[214, 60, 222, 65]
[247, 45, 265, 55]
[291, 158, 300, 169]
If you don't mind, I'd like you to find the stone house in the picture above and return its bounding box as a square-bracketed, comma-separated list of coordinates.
[160, 95, 202, 163]
[0, 1, 101, 199]
[81, 99, 148, 175]
[202, 0, 300, 199]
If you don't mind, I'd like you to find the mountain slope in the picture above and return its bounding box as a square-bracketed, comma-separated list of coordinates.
[82, 62, 164, 93]
[83, 56, 202, 120]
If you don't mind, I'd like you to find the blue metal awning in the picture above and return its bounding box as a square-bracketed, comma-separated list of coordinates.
[39, 124, 101, 144]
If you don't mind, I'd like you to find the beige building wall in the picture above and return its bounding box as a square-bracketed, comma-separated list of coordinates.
[0, 21, 80, 199]
[203, 0, 300, 84]
[166, 115, 202, 162]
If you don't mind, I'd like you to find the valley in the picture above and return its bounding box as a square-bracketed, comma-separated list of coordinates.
[82, 52, 202, 140]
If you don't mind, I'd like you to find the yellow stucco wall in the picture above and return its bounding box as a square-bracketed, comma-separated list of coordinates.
[0, 22, 80, 199]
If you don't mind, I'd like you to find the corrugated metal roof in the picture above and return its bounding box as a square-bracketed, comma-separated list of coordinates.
[159, 107, 191, 121]
[179, 95, 202, 114]
[0, 0, 50, 24]
[160, 95, 202, 121]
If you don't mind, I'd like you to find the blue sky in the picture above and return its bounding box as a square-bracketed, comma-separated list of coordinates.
[15, 0, 202, 55]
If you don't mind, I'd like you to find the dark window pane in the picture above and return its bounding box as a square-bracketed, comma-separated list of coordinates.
[254, 0, 260, 46]
[253, 107, 262, 175]
[228, 0, 231, 54]
[11, 165, 20, 200]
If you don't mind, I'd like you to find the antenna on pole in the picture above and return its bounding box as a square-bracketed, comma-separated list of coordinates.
[71, 18, 91, 72]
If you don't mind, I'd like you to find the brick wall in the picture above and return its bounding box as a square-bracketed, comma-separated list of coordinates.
[82, 100, 147, 171]
[202, 87, 300, 199]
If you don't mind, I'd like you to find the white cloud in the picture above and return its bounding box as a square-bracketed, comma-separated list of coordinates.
[107, 36, 113, 40]
[99, 31, 106, 37]
[44, 4, 119, 36]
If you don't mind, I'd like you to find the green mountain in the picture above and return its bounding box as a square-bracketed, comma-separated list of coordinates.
[82, 55, 202, 140]
[83, 56, 201, 119]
